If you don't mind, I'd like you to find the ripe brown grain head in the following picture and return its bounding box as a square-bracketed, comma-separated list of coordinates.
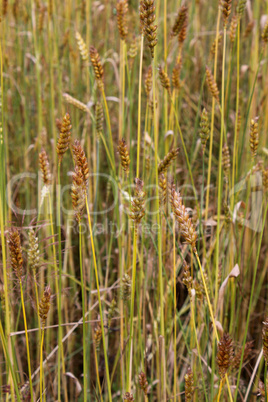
[8, 228, 23, 280]
[56, 112, 72, 165]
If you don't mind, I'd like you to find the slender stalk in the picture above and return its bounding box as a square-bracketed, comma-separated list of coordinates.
[136, 35, 144, 177]
[173, 216, 176, 400]
[79, 221, 87, 401]
[19, 280, 34, 401]
[39, 330, 45, 402]
[57, 164, 63, 401]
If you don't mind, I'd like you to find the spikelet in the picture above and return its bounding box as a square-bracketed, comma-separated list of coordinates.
[229, 15, 237, 43]
[184, 367, 194, 401]
[116, 0, 128, 41]
[107, 298, 117, 328]
[121, 273, 131, 302]
[71, 167, 86, 222]
[144, 65, 153, 99]
[221, 0, 232, 28]
[210, 34, 222, 58]
[171, 6, 188, 37]
[140, 0, 158, 58]
[193, 279, 203, 301]
[63, 93, 89, 113]
[123, 392, 134, 401]
[129, 178, 146, 225]
[262, 20, 268, 44]
[90, 46, 104, 89]
[39, 149, 52, 186]
[182, 261, 193, 293]
[75, 32, 89, 61]
[94, 325, 102, 351]
[178, 14, 188, 45]
[159, 173, 167, 209]
[249, 117, 259, 157]
[171, 188, 197, 249]
[128, 36, 138, 70]
[216, 332, 234, 379]
[95, 101, 104, 140]
[262, 319, 268, 365]
[172, 61, 182, 90]
[236, 0, 247, 18]
[2, 0, 8, 17]
[39, 285, 51, 328]
[56, 112, 72, 164]
[263, 167, 268, 193]
[28, 229, 40, 273]
[8, 229, 23, 279]
[138, 371, 148, 396]
[158, 66, 171, 96]
[259, 380, 268, 402]
[232, 341, 254, 369]
[199, 108, 210, 152]
[72, 140, 89, 187]
[38, 5, 46, 32]
[118, 138, 130, 175]
[158, 148, 179, 174]
[206, 66, 220, 103]
[222, 143, 230, 180]
[243, 21, 254, 39]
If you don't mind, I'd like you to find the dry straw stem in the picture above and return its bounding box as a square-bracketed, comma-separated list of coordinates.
[140, 0, 158, 58]
[158, 148, 179, 174]
[95, 101, 104, 140]
[63, 93, 89, 113]
[217, 332, 234, 379]
[72, 139, 89, 187]
[129, 178, 146, 225]
[71, 167, 86, 222]
[116, 0, 128, 41]
[249, 117, 259, 157]
[56, 112, 72, 164]
[139, 371, 148, 396]
[199, 108, 210, 152]
[184, 367, 194, 402]
[90, 46, 104, 88]
[221, 0, 232, 28]
[171, 187, 197, 249]
[39, 149, 51, 186]
[144, 65, 153, 98]
[8, 228, 23, 279]
[75, 31, 89, 61]
[206, 66, 220, 103]
[39, 285, 51, 328]
[158, 65, 171, 95]
[171, 5, 188, 37]
[118, 138, 130, 175]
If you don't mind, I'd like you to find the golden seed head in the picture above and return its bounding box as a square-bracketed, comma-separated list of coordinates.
[222, 143, 230, 179]
[39, 149, 52, 186]
[107, 299, 117, 328]
[116, 0, 128, 41]
[243, 21, 254, 39]
[182, 261, 193, 294]
[262, 20, 268, 43]
[71, 166, 87, 222]
[210, 34, 222, 58]
[90, 46, 104, 88]
[75, 31, 89, 61]
[158, 65, 171, 95]
[123, 392, 134, 401]
[221, 0, 232, 27]
[206, 66, 220, 103]
[159, 173, 167, 209]
[263, 167, 268, 193]
[249, 117, 259, 158]
[236, 0, 246, 18]
[130, 178, 146, 225]
[171, 188, 197, 249]
[158, 148, 179, 174]
[63, 93, 89, 113]
[184, 367, 194, 402]
[144, 65, 153, 98]
[171, 5, 188, 37]
[216, 332, 234, 379]
[8, 229, 23, 279]
[229, 15, 237, 43]
[178, 14, 188, 45]
[199, 108, 210, 151]
[138, 371, 148, 395]
[95, 101, 104, 140]
[28, 229, 40, 273]
[94, 325, 102, 351]
[56, 112, 72, 164]
[128, 36, 138, 70]
[72, 139, 89, 187]
[172, 61, 182, 90]
[39, 285, 51, 328]
[118, 138, 131, 175]
[232, 340, 254, 369]
[121, 273, 131, 302]
[140, 0, 158, 58]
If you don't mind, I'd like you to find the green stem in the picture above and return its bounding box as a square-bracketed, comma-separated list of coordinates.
[79, 221, 87, 401]
[57, 164, 63, 401]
